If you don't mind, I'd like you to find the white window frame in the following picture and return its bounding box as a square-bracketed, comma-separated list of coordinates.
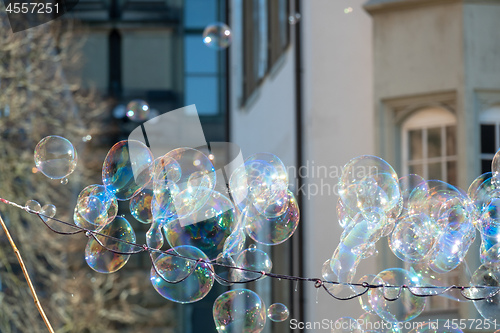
[401, 108, 457, 182]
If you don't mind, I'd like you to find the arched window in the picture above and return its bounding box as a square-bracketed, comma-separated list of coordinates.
[479, 106, 500, 174]
[401, 107, 457, 185]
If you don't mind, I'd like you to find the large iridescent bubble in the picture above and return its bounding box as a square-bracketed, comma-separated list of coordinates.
[150, 245, 214, 304]
[162, 148, 216, 218]
[34, 135, 77, 180]
[129, 188, 153, 224]
[330, 211, 386, 282]
[102, 140, 154, 200]
[368, 268, 426, 323]
[338, 155, 401, 218]
[229, 153, 289, 218]
[234, 246, 272, 281]
[85, 216, 136, 273]
[164, 190, 236, 260]
[213, 289, 266, 333]
[389, 213, 434, 263]
[244, 190, 300, 245]
[74, 185, 118, 230]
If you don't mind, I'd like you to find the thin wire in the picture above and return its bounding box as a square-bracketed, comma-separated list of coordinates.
[0, 197, 497, 302]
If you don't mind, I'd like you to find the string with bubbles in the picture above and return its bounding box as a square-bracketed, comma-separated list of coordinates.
[7, 134, 500, 332]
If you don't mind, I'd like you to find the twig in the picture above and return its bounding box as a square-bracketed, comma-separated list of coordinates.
[0, 213, 55, 333]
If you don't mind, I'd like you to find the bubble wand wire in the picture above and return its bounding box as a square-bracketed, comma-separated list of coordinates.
[0, 210, 55, 333]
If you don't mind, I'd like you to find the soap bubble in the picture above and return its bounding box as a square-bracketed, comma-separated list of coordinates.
[102, 140, 154, 201]
[492, 148, 500, 180]
[234, 247, 272, 281]
[74, 185, 118, 230]
[229, 153, 289, 218]
[25, 199, 41, 213]
[244, 190, 300, 245]
[222, 228, 246, 257]
[126, 99, 150, 122]
[129, 188, 153, 224]
[213, 289, 266, 333]
[357, 274, 376, 313]
[85, 216, 136, 273]
[213, 254, 237, 286]
[389, 213, 434, 263]
[163, 148, 216, 218]
[399, 174, 425, 212]
[146, 220, 164, 249]
[368, 268, 426, 323]
[470, 265, 500, 321]
[150, 245, 214, 304]
[164, 190, 236, 260]
[34, 136, 77, 180]
[203, 22, 232, 50]
[267, 303, 289, 322]
[338, 155, 401, 218]
[40, 204, 56, 221]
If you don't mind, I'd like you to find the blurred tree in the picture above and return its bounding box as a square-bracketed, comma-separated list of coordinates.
[0, 9, 174, 333]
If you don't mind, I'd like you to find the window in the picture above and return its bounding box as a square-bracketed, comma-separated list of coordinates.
[184, 0, 227, 116]
[479, 106, 500, 174]
[242, 0, 289, 102]
[402, 108, 457, 185]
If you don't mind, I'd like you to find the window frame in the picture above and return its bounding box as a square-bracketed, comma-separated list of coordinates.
[401, 108, 457, 184]
[242, 0, 290, 105]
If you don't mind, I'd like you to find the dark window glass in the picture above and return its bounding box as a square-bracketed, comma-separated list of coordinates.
[481, 124, 496, 154]
[482, 159, 493, 175]
[428, 162, 442, 180]
[447, 161, 457, 186]
[427, 127, 441, 158]
[408, 129, 422, 161]
[185, 0, 217, 29]
[446, 126, 456, 156]
[409, 164, 423, 177]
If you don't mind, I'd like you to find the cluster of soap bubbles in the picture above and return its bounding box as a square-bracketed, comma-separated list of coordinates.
[34, 134, 500, 329]
[327, 151, 500, 326]
[33, 136, 295, 333]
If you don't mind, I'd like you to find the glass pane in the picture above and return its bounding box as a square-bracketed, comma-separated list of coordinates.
[185, 76, 219, 116]
[185, 35, 217, 74]
[481, 124, 496, 154]
[447, 161, 457, 186]
[428, 162, 442, 180]
[482, 159, 493, 175]
[427, 127, 442, 158]
[254, 0, 268, 79]
[185, 0, 217, 29]
[408, 130, 423, 160]
[446, 125, 457, 156]
[278, 0, 288, 49]
[409, 164, 423, 177]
